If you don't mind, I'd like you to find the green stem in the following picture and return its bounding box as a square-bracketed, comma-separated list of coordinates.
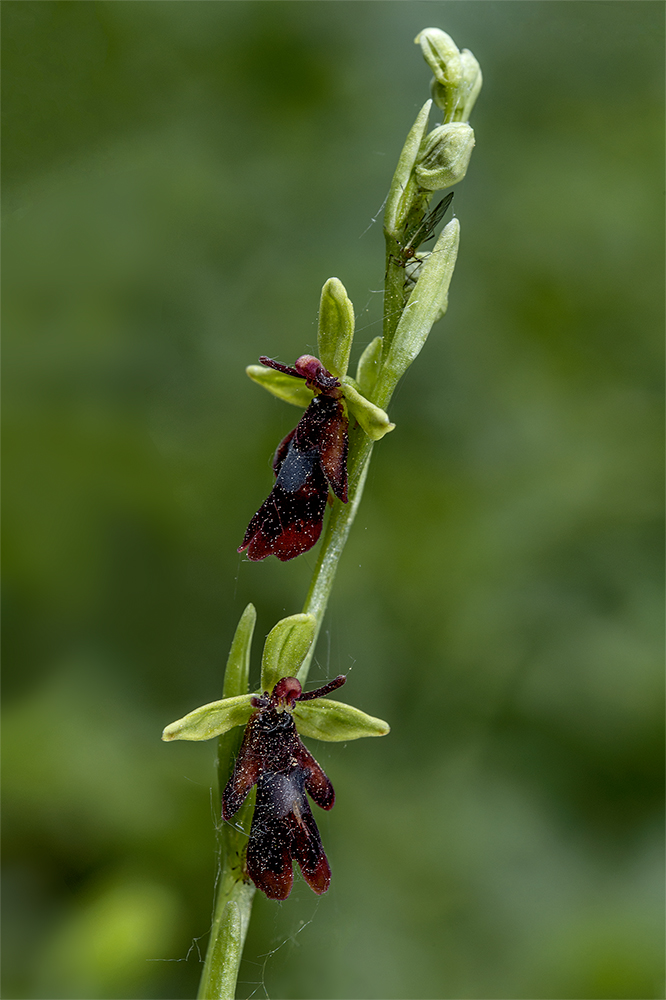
[198, 732, 256, 1000]
[299, 427, 374, 683]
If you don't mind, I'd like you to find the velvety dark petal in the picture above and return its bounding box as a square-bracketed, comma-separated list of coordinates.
[240, 375, 350, 561]
[303, 757, 335, 810]
[238, 437, 329, 561]
[287, 736, 336, 810]
[316, 400, 348, 502]
[246, 772, 300, 899]
[221, 712, 263, 820]
[246, 815, 294, 900]
[223, 698, 340, 900]
[238, 479, 328, 561]
[291, 809, 331, 895]
[290, 396, 347, 502]
[272, 428, 296, 474]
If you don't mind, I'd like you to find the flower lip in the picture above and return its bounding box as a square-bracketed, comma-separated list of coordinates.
[221, 673, 349, 899]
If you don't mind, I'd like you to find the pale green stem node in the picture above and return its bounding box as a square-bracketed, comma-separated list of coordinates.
[260, 613, 316, 693]
[318, 277, 355, 379]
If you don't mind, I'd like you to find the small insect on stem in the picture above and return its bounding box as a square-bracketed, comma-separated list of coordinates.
[238, 355, 348, 562]
[392, 191, 454, 268]
[222, 674, 347, 900]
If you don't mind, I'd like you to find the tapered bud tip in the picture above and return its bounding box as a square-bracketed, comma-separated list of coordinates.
[416, 28, 481, 123]
[415, 28, 461, 87]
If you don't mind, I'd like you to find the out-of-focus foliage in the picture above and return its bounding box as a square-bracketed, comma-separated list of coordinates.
[2, 3, 663, 998]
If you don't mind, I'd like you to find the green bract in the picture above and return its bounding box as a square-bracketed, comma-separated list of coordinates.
[245, 364, 313, 408]
[341, 378, 395, 441]
[294, 699, 390, 742]
[384, 100, 432, 237]
[223, 603, 256, 698]
[379, 217, 460, 406]
[162, 693, 255, 742]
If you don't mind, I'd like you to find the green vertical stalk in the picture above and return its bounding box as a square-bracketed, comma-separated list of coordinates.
[298, 427, 373, 683]
[196, 24, 480, 996]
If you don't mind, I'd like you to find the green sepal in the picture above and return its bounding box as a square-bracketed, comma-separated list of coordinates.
[341, 378, 395, 441]
[293, 698, 390, 742]
[380, 217, 460, 402]
[384, 100, 432, 237]
[456, 49, 482, 122]
[162, 693, 255, 742]
[355, 336, 383, 399]
[246, 365, 313, 409]
[260, 613, 316, 693]
[318, 277, 355, 379]
[223, 603, 256, 699]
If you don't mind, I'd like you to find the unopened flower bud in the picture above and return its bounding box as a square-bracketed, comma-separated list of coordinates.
[457, 49, 483, 121]
[415, 28, 462, 122]
[415, 122, 475, 190]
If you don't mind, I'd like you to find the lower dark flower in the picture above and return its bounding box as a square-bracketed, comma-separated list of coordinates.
[221, 675, 345, 899]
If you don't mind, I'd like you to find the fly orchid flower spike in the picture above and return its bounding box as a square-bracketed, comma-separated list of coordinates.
[240, 278, 394, 562]
[162, 610, 390, 899]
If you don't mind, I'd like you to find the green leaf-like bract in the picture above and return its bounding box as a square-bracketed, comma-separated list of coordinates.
[294, 698, 390, 742]
[162, 694, 255, 742]
[246, 365, 313, 408]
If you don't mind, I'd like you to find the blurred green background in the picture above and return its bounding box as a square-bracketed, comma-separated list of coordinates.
[3, 3, 664, 998]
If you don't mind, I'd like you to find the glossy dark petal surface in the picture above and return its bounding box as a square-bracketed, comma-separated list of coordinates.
[239, 394, 348, 561]
[221, 688, 337, 900]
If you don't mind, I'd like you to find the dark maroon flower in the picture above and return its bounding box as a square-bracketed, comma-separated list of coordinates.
[222, 674, 346, 900]
[238, 355, 348, 562]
